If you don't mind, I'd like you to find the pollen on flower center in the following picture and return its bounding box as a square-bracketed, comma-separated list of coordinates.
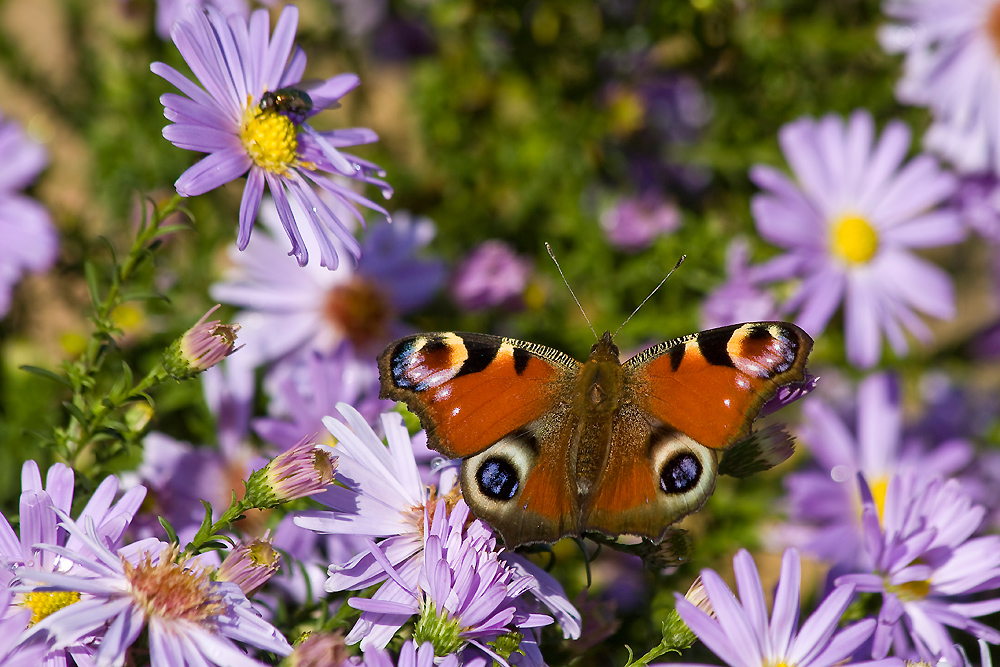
[241, 100, 300, 175]
[324, 277, 392, 348]
[123, 546, 225, 623]
[870, 476, 889, 522]
[21, 590, 81, 625]
[831, 214, 879, 264]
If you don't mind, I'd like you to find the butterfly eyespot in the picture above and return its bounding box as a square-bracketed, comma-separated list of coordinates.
[476, 457, 520, 500]
[659, 453, 701, 494]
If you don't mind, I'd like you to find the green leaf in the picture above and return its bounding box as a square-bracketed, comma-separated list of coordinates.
[61, 401, 89, 427]
[84, 261, 102, 308]
[19, 365, 73, 388]
[159, 516, 178, 544]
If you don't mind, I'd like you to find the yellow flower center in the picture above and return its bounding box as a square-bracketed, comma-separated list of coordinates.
[241, 98, 300, 176]
[889, 578, 931, 602]
[123, 546, 225, 623]
[21, 590, 81, 625]
[870, 476, 889, 523]
[831, 214, 879, 264]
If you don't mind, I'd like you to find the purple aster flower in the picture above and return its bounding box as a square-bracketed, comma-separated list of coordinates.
[359, 640, 460, 667]
[151, 0, 248, 40]
[667, 548, 882, 667]
[0, 111, 58, 318]
[836, 474, 1000, 665]
[152, 5, 390, 269]
[701, 238, 781, 329]
[450, 240, 532, 311]
[14, 514, 292, 666]
[780, 373, 974, 570]
[0, 586, 48, 664]
[210, 201, 444, 374]
[599, 192, 681, 251]
[254, 346, 391, 450]
[750, 110, 964, 367]
[294, 405, 580, 651]
[880, 1, 1000, 174]
[1, 460, 146, 588]
[348, 498, 552, 661]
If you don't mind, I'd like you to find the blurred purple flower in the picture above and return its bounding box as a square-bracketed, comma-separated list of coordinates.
[450, 240, 532, 310]
[132, 364, 266, 541]
[0, 111, 58, 318]
[210, 201, 444, 374]
[599, 193, 680, 251]
[880, 1, 1000, 174]
[666, 548, 882, 667]
[701, 238, 781, 329]
[152, 0, 248, 40]
[836, 474, 1000, 665]
[780, 374, 974, 571]
[152, 5, 390, 269]
[15, 516, 291, 666]
[254, 347, 390, 450]
[750, 110, 963, 367]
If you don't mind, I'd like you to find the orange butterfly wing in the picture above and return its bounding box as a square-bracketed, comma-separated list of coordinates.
[625, 322, 813, 448]
[377, 332, 578, 458]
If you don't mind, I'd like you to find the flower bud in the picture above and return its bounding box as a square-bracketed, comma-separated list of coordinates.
[163, 305, 241, 380]
[244, 440, 337, 509]
[216, 535, 281, 596]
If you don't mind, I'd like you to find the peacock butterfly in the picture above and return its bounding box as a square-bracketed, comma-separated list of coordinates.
[377, 322, 812, 548]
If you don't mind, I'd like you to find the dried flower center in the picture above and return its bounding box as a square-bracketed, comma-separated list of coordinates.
[986, 1, 1000, 57]
[324, 276, 391, 348]
[21, 590, 81, 625]
[241, 98, 300, 176]
[124, 547, 225, 623]
[831, 214, 879, 264]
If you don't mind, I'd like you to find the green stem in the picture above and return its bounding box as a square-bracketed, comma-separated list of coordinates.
[61, 194, 183, 466]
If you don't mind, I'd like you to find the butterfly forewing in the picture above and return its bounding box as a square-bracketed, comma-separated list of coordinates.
[377, 332, 579, 458]
[623, 322, 813, 449]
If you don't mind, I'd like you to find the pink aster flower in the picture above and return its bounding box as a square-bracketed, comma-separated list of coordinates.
[750, 110, 964, 367]
[667, 548, 885, 667]
[880, 0, 1000, 174]
[152, 5, 390, 269]
[0, 111, 58, 318]
[14, 514, 292, 667]
[836, 474, 1000, 665]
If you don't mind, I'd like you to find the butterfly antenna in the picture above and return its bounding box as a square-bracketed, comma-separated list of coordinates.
[546, 242, 597, 340]
[613, 255, 686, 339]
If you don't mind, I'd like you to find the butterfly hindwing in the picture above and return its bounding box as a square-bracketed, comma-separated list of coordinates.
[377, 332, 579, 458]
[623, 322, 813, 449]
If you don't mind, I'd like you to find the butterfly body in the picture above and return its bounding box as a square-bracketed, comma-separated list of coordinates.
[378, 322, 812, 548]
